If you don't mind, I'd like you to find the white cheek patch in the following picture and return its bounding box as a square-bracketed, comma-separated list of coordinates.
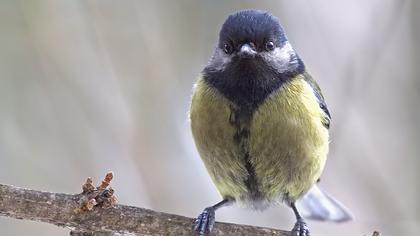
[269, 42, 298, 73]
[273, 42, 293, 62]
[221, 51, 232, 65]
[209, 49, 232, 71]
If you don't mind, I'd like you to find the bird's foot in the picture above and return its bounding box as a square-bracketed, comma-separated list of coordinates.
[292, 218, 310, 236]
[193, 207, 216, 236]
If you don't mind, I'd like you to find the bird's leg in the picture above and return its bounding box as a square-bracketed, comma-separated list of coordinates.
[193, 198, 233, 236]
[291, 201, 310, 236]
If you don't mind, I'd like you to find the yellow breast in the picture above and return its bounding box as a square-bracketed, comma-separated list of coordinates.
[190, 74, 329, 204]
[190, 79, 249, 199]
[249, 76, 329, 201]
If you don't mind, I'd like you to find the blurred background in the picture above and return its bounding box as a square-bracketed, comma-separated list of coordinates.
[0, 0, 419, 235]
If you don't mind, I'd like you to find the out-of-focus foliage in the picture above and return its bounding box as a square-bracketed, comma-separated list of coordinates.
[0, 0, 419, 235]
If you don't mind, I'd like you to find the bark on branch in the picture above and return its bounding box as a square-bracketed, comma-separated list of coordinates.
[0, 183, 291, 235]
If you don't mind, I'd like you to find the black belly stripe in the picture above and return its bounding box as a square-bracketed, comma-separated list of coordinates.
[244, 153, 260, 199]
[230, 105, 262, 199]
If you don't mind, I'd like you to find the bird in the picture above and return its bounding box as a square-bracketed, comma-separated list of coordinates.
[189, 9, 351, 236]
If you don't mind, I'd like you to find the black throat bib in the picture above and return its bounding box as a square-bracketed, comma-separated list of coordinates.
[203, 58, 304, 116]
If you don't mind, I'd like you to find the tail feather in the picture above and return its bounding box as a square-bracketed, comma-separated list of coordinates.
[296, 185, 353, 222]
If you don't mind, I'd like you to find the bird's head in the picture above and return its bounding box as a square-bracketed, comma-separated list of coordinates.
[207, 10, 301, 74]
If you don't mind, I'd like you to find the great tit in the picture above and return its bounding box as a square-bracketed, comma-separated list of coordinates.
[190, 9, 351, 236]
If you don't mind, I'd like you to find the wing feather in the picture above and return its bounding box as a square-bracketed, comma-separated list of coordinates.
[302, 72, 331, 129]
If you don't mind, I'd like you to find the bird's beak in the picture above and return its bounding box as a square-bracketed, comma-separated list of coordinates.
[238, 43, 256, 58]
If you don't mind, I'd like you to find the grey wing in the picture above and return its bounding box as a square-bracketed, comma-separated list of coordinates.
[303, 72, 331, 129]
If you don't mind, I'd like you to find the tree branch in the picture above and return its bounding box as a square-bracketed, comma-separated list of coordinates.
[0, 183, 291, 235]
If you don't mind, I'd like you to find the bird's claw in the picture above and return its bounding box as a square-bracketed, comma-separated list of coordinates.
[193, 207, 215, 236]
[292, 218, 310, 236]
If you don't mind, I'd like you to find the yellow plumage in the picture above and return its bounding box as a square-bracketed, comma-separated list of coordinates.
[190, 73, 329, 207]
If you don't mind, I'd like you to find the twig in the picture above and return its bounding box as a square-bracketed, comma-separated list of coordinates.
[0, 174, 291, 236]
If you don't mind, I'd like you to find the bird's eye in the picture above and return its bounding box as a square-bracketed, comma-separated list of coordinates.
[265, 41, 275, 51]
[223, 43, 233, 54]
